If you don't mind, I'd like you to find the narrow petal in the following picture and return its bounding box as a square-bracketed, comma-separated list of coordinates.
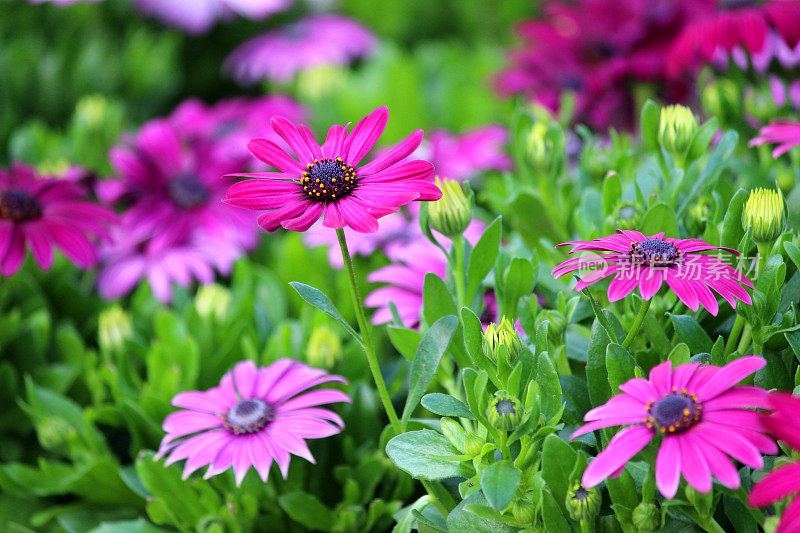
[639, 269, 664, 300]
[581, 426, 653, 488]
[271, 116, 316, 164]
[248, 138, 304, 174]
[656, 436, 682, 498]
[232, 360, 259, 399]
[749, 463, 800, 506]
[358, 129, 424, 175]
[345, 106, 388, 166]
[337, 198, 378, 233]
[648, 361, 673, 397]
[679, 434, 712, 493]
[694, 356, 766, 401]
[282, 203, 323, 232]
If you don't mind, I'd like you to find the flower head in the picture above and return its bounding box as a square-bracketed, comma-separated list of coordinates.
[0, 163, 114, 276]
[572, 357, 775, 498]
[751, 120, 800, 159]
[552, 230, 753, 316]
[566, 482, 601, 521]
[156, 359, 350, 485]
[428, 178, 472, 237]
[423, 126, 512, 181]
[743, 187, 786, 244]
[487, 390, 523, 431]
[134, 0, 291, 34]
[224, 15, 376, 85]
[659, 104, 698, 163]
[224, 106, 441, 234]
[483, 316, 522, 365]
[748, 392, 800, 533]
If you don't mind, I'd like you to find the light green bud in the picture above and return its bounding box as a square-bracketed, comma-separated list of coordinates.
[566, 482, 601, 521]
[742, 188, 786, 244]
[632, 502, 660, 532]
[658, 105, 698, 163]
[306, 325, 342, 369]
[195, 283, 231, 322]
[512, 497, 537, 525]
[98, 306, 133, 353]
[482, 316, 522, 365]
[428, 177, 472, 237]
[486, 390, 524, 431]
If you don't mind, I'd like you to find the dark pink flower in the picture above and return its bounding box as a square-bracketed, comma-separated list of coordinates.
[224, 106, 441, 234]
[418, 126, 512, 182]
[134, 0, 291, 34]
[0, 163, 114, 276]
[751, 120, 800, 158]
[156, 359, 350, 485]
[552, 230, 753, 316]
[223, 15, 376, 85]
[749, 392, 800, 533]
[668, 1, 800, 77]
[495, 0, 713, 129]
[573, 357, 774, 498]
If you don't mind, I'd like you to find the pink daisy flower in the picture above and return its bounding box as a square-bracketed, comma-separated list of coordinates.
[751, 121, 800, 158]
[668, 0, 800, 77]
[134, 0, 291, 34]
[223, 14, 377, 85]
[572, 357, 775, 498]
[156, 359, 350, 485]
[0, 163, 114, 277]
[224, 106, 441, 234]
[749, 392, 800, 533]
[552, 230, 753, 316]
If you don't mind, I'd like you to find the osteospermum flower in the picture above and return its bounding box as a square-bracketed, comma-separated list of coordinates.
[668, 0, 800, 77]
[552, 230, 753, 315]
[749, 392, 800, 533]
[419, 126, 512, 182]
[156, 359, 350, 485]
[751, 120, 800, 158]
[0, 163, 114, 277]
[134, 0, 291, 34]
[572, 357, 775, 498]
[223, 14, 376, 85]
[224, 106, 441, 233]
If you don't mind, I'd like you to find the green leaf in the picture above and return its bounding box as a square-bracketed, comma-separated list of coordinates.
[467, 217, 501, 302]
[401, 316, 459, 428]
[423, 274, 458, 325]
[541, 435, 578, 516]
[720, 189, 748, 250]
[606, 343, 637, 393]
[669, 314, 713, 353]
[386, 430, 473, 480]
[587, 315, 620, 407]
[388, 327, 422, 361]
[641, 100, 659, 151]
[641, 202, 679, 238]
[605, 467, 639, 511]
[90, 519, 170, 533]
[677, 130, 738, 217]
[685, 116, 720, 163]
[480, 462, 522, 511]
[535, 351, 562, 421]
[447, 493, 517, 533]
[668, 343, 691, 366]
[508, 192, 561, 247]
[278, 491, 334, 531]
[541, 489, 570, 533]
[421, 393, 475, 419]
[603, 172, 622, 216]
[502, 258, 535, 321]
[289, 282, 361, 343]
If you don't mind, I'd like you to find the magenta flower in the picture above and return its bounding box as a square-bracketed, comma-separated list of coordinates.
[668, 0, 800, 77]
[572, 357, 775, 498]
[156, 359, 350, 485]
[749, 392, 800, 533]
[224, 15, 377, 85]
[224, 106, 441, 234]
[552, 230, 753, 316]
[0, 163, 114, 277]
[169, 96, 307, 170]
[419, 126, 512, 182]
[28, 0, 102, 4]
[751, 121, 800, 158]
[134, 0, 291, 34]
[104, 118, 259, 253]
[495, 0, 713, 129]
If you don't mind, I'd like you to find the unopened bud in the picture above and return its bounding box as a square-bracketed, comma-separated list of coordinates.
[658, 105, 697, 163]
[632, 502, 660, 532]
[742, 188, 786, 244]
[195, 283, 231, 322]
[511, 497, 537, 525]
[483, 316, 522, 365]
[464, 433, 484, 457]
[306, 325, 342, 369]
[98, 306, 133, 352]
[486, 391, 523, 431]
[537, 310, 566, 340]
[687, 197, 713, 236]
[428, 178, 472, 237]
[566, 482, 601, 521]
[614, 202, 643, 231]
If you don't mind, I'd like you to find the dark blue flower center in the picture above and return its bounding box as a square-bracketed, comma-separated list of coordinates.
[646, 393, 701, 434]
[302, 157, 358, 203]
[630, 239, 681, 267]
[169, 174, 211, 209]
[224, 398, 274, 435]
[0, 190, 42, 222]
[494, 399, 517, 416]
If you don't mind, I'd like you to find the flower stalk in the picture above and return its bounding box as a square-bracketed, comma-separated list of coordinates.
[622, 298, 651, 349]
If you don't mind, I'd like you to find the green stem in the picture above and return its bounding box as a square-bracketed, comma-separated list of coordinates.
[622, 299, 652, 349]
[336, 229, 402, 435]
[452, 235, 467, 308]
[737, 323, 752, 355]
[725, 315, 745, 356]
[582, 289, 619, 344]
[421, 480, 452, 516]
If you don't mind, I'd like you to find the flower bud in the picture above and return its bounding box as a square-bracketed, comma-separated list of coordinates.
[701, 79, 738, 124]
[658, 105, 697, 163]
[486, 390, 523, 431]
[36, 417, 73, 452]
[511, 497, 537, 525]
[763, 516, 780, 533]
[195, 283, 231, 322]
[632, 502, 660, 533]
[428, 177, 472, 237]
[482, 317, 522, 365]
[566, 482, 601, 521]
[464, 433, 485, 457]
[98, 306, 133, 353]
[614, 202, 643, 231]
[536, 309, 566, 341]
[742, 188, 786, 244]
[306, 325, 342, 369]
[687, 197, 713, 236]
[526, 122, 549, 170]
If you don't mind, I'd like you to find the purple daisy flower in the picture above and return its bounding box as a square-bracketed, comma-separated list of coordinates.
[572, 357, 775, 498]
[423, 126, 512, 182]
[223, 14, 377, 85]
[134, 0, 291, 34]
[156, 359, 350, 485]
[751, 120, 800, 158]
[0, 163, 114, 277]
[224, 106, 441, 234]
[552, 230, 753, 316]
[103, 118, 259, 253]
